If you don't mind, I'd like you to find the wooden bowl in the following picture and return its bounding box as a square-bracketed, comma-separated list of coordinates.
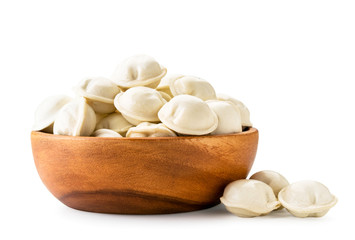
[31, 128, 258, 214]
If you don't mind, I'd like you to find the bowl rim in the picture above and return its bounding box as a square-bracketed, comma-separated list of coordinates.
[31, 127, 258, 141]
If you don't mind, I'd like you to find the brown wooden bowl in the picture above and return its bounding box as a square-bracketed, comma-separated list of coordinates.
[31, 128, 258, 214]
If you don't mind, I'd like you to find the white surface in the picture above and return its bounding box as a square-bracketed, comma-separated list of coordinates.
[1, 0, 354, 239]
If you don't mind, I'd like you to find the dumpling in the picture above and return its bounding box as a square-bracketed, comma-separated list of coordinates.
[206, 100, 242, 135]
[278, 180, 337, 217]
[111, 55, 167, 90]
[157, 91, 172, 102]
[92, 129, 122, 138]
[220, 179, 281, 217]
[75, 77, 121, 113]
[156, 74, 184, 97]
[53, 97, 96, 136]
[114, 86, 167, 125]
[95, 113, 108, 124]
[250, 170, 289, 197]
[126, 122, 177, 137]
[32, 95, 73, 133]
[170, 76, 216, 100]
[95, 112, 133, 136]
[217, 93, 252, 127]
[158, 95, 218, 135]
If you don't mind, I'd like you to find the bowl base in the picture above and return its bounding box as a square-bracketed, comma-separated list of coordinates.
[60, 189, 220, 214]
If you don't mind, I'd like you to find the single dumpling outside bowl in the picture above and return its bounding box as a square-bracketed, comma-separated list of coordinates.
[31, 128, 258, 214]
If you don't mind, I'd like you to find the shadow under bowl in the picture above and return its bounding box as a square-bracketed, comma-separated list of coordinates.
[31, 128, 258, 214]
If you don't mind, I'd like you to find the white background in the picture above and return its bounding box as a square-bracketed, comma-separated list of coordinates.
[1, 0, 354, 239]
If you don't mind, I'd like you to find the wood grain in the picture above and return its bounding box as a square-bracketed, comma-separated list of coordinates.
[31, 128, 259, 214]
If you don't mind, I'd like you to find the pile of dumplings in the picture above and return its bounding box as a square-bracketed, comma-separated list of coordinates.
[220, 170, 337, 218]
[33, 54, 252, 137]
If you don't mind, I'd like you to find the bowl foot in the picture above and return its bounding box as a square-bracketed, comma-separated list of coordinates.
[59, 189, 220, 214]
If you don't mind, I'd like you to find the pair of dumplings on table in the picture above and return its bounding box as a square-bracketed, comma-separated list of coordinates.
[33, 55, 252, 138]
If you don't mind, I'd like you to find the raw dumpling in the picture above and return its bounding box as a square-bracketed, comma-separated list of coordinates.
[32, 95, 73, 133]
[158, 95, 218, 135]
[158, 91, 172, 102]
[220, 179, 281, 217]
[114, 86, 167, 125]
[126, 122, 176, 137]
[217, 93, 252, 127]
[206, 100, 242, 135]
[75, 77, 121, 113]
[53, 97, 96, 136]
[278, 180, 337, 218]
[111, 55, 167, 90]
[170, 76, 216, 100]
[92, 129, 122, 137]
[250, 170, 289, 197]
[95, 113, 108, 124]
[95, 112, 133, 136]
[156, 74, 184, 97]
